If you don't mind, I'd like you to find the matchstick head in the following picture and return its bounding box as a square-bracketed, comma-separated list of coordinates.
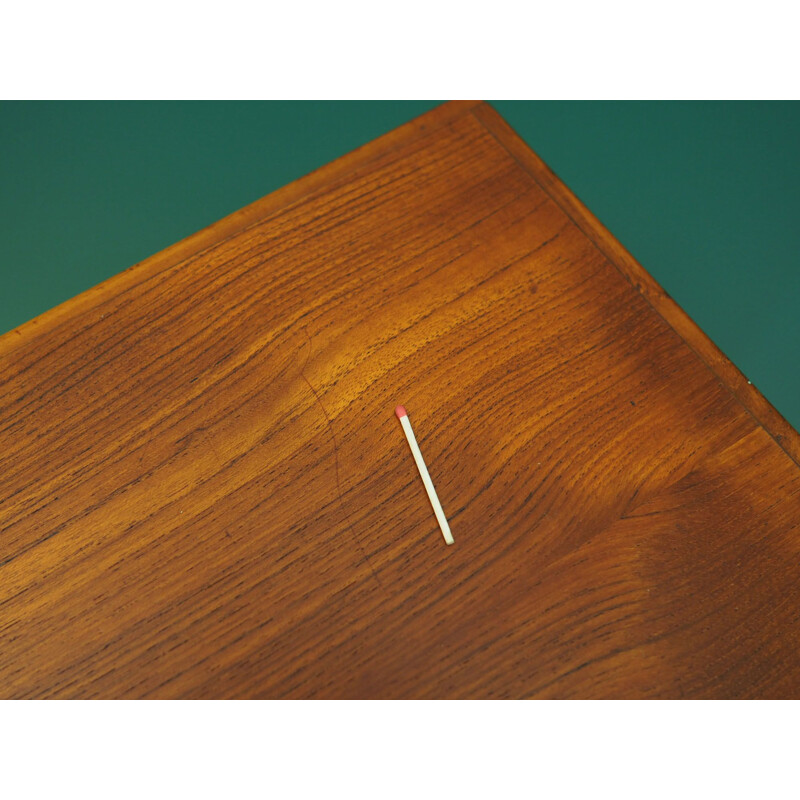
[395, 405, 407, 419]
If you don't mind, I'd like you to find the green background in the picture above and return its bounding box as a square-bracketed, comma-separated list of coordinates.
[1, 101, 798, 430]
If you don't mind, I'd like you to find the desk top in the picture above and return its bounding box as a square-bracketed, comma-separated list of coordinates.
[2, 101, 798, 698]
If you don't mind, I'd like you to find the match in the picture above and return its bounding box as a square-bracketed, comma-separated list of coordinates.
[395, 405, 454, 546]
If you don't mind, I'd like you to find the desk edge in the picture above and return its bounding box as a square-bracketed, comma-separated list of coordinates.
[471, 101, 800, 468]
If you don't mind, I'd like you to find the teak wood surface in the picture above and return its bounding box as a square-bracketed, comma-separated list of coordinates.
[2, 101, 799, 699]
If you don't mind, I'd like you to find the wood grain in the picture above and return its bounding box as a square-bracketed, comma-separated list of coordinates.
[1, 101, 799, 698]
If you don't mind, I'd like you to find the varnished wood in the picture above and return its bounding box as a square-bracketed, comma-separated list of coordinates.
[1, 101, 798, 698]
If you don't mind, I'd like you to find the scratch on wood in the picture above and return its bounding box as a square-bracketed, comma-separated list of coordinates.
[299, 329, 382, 587]
[202, 428, 226, 470]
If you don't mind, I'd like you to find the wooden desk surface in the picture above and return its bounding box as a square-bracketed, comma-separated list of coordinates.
[2, 101, 799, 698]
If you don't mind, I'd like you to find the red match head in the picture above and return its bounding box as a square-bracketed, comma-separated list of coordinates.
[395, 405, 407, 419]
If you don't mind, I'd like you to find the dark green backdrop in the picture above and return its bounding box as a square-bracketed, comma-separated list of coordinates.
[2, 101, 798, 430]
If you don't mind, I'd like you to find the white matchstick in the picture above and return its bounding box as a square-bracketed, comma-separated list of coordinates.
[395, 405, 454, 546]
